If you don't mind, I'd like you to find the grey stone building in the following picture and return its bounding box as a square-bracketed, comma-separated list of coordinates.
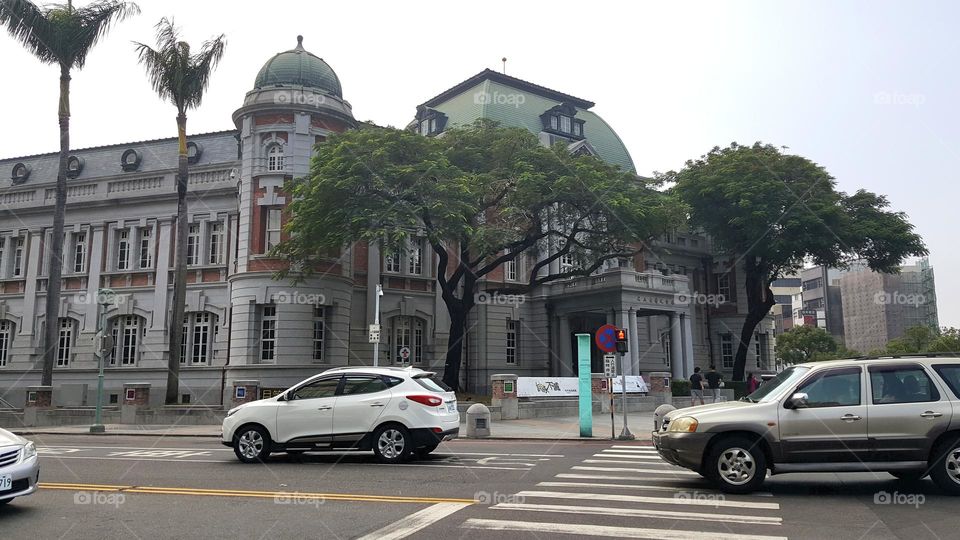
[0, 38, 774, 406]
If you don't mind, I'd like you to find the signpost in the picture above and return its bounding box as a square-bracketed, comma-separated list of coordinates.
[615, 328, 634, 440]
[90, 288, 116, 434]
[399, 346, 411, 364]
[603, 353, 616, 439]
[372, 284, 383, 366]
[576, 334, 592, 437]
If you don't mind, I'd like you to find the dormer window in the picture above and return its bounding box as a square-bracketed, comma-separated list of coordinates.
[541, 103, 585, 140]
[560, 115, 571, 133]
[414, 107, 447, 136]
[267, 144, 285, 172]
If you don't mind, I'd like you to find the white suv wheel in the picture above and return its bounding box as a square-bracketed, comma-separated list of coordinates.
[378, 429, 405, 459]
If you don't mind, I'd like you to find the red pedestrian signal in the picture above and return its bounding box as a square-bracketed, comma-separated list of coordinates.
[615, 329, 628, 354]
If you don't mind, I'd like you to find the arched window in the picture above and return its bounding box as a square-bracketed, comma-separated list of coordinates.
[110, 315, 145, 366]
[181, 312, 218, 365]
[0, 320, 14, 367]
[267, 144, 285, 172]
[387, 316, 425, 365]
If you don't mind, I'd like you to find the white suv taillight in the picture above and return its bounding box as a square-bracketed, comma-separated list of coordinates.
[406, 395, 443, 407]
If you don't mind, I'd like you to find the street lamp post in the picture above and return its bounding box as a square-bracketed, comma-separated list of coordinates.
[89, 288, 115, 434]
[372, 284, 383, 367]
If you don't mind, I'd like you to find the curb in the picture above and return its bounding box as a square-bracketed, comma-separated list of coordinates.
[13, 430, 221, 438]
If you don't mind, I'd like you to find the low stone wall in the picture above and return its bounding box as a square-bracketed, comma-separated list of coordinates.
[2, 406, 226, 427]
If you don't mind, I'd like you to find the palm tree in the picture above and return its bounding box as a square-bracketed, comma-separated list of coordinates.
[0, 0, 139, 388]
[134, 18, 225, 404]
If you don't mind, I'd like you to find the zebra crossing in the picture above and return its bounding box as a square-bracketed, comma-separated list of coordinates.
[456, 444, 788, 539]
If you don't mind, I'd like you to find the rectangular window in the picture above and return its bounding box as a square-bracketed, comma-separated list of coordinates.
[260, 305, 277, 362]
[870, 365, 940, 404]
[313, 306, 325, 362]
[384, 250, 400, 273]
[550, 115, 559, 130]
[408, 238, 423, 275]
[73, 232, 86, 273]
[186, 224, 200, 266]
[139, 227, 152, 269]
[111, 316, 140, 366]
[755, 333, 763, 368]
[721, 334, 734, 369]
[208, 222, 224, 265]
[506, 319, 517, 364]
[717, 273, 731, 299]
[192, 312, 210, 365]
[573, 122, 582, 136]
[505, 258, 517, 281]
[13, 237, 24, 276]
[0, 320, 11, 367]
[560, 115, 571, 133]
[559, 252, 573, 271]
[116, 230, 129, 270]
[57, 319, 73, 367]
[265, 209, 282, 252]
[413, 321, 423, 365]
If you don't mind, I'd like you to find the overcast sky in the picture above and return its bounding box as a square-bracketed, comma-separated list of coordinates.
[0, 0, 956, 326]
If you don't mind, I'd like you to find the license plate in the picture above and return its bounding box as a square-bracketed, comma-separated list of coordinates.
[447, 402, 457, 413]
[0, 474, 11, 491]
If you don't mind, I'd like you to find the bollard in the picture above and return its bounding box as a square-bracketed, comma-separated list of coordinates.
[465, 403, 491, 438]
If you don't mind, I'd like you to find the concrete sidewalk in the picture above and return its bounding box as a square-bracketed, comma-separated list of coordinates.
[11, 412, 656, 441]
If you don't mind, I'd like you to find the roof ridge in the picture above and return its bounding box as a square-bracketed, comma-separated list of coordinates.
[0, 129, 239, 163]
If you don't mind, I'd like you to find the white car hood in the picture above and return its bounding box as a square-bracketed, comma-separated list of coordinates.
[0, 427, 25, 447]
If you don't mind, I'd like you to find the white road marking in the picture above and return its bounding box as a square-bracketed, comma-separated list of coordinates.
[556, 473, 702, 482]
[491, 502, 783, 525]
[610, 445, 659, 450]
[572, 465, 699, 476]
[593, 453, 662, 460]
[514, 491, 780, 510]
[583, 459, 689, 467]
[41, 455, 226, 464]
[538, 481, 774, 498]
[460, 518, 788, 540]
[356, 502, 471, 540]
[438, 452, 562, 458]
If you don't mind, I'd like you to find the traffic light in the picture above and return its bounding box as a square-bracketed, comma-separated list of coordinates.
[615, 328, 628, 354]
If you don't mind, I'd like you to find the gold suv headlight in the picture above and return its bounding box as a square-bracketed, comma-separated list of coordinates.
[668, 416, 699, 433]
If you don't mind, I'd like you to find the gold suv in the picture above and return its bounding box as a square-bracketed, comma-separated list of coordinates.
[653, 355, 960, 494]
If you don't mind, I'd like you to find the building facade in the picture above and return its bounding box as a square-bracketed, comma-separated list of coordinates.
[0, 38, 773, 406]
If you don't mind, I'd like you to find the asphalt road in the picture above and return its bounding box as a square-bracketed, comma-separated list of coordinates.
[1, 434, 958, 539]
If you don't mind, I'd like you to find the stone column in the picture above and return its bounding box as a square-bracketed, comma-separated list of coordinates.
[232, 380, 260, 406]
[24, 385, 53, 427]
[121, 383, 151, 424]
[20, 231, 42, 335]
[151, 218, 174, 331]
[648, 371, 673, 405]
[83, 224, 106, 332]
[669, 312, 683, 380]
[557, 315, 571, 377]
[491, 373, 518, 420]
[682, 313, 695, 378]
[628, 308, 639, 376]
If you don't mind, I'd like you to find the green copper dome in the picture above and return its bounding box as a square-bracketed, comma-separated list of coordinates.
[254, 36, 343, 97]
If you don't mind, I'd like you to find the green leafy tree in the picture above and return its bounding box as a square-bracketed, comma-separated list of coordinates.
[278, 121, 681, 388]
[670, 143, 926, 380]
[929, 327, 960, 353]
[885, 324, 946, 354]
[0, 0, 139, 387]
[775, 325, 839, 364]
[134, 18, 225, 404]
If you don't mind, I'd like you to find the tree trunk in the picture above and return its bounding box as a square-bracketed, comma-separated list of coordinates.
[442, 303, 467, 390]
[166, 113, 189, 405]
[41, 66, 71, 388]
[733, 259, 776, 381]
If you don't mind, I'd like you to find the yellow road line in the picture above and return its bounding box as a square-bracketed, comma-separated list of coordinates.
[39, 482, 475, 505]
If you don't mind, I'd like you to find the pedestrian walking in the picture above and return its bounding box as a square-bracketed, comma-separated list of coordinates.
[689, 367, 705, 405]
[704, 365, 723, 403]
[747, 372, 759, 394]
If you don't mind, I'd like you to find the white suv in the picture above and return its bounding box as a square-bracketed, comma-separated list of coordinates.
[221, 367, 459, 464]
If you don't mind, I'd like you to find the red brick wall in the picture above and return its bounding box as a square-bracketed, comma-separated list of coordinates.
[255, 113, 294, 126]
[202, 269, 221, 282]
[311, 116, 349, 132]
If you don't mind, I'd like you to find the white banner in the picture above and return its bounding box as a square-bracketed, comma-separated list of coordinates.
[612, 376, 650, 394]
[517, 376, 649, 397]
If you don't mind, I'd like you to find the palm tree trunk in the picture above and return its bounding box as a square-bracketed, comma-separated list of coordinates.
[41, 65, 71, 388]
[166, 113, 189, 404]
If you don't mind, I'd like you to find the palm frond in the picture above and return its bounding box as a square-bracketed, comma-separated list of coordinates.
[0, 0, 57, 63]
[134, 17, 225, 114]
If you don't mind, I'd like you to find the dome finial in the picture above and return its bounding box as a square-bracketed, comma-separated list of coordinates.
[296, 35, 304, 49]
